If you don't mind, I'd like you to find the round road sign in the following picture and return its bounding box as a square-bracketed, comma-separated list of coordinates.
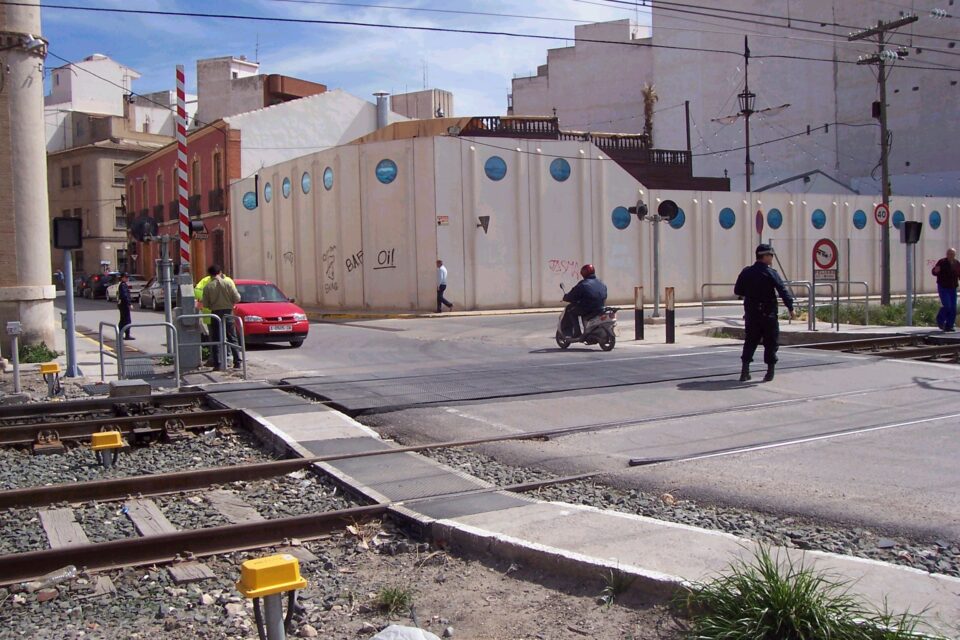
[874, 202, 890, 226]
[755, 210, 764, 235]
[812, 238, 838, 270]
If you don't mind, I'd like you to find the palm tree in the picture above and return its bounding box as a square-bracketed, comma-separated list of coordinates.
[641, 83, 659, 146]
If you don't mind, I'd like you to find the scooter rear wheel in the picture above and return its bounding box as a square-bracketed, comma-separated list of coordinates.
[555, 331, 571, 349]
[600, 334, 616, 351]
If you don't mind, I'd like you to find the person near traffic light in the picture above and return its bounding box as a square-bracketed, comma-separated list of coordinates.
[561, 264, 608, 338]
[117, 273, 134, 341]
[436, 260, 454, 313]
[201, 265, 242, 369]
[734, 245, 795, 382]
[932, 247, 960, 332]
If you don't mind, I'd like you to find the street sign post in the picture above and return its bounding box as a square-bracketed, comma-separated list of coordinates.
[813, 238, 839, 330]
[874, 202, 890, 226]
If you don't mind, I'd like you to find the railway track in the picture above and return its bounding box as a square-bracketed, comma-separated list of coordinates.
[0, 390, 209, 425]
[801, 333, 960, 362]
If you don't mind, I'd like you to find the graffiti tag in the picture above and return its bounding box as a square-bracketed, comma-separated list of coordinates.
[548, 259, 580, 277]
[345, 250, 363, 273]
[374, 248, 397, 270]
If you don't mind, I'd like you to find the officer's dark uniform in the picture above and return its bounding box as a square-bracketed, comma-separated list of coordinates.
[562, 274, 607, 338]
[117, 275, 133, 340]
[734, 245, 793, 381]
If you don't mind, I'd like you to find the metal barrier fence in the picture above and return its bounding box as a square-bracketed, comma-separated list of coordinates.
[699, 281, 819, 330]
[100, 320, 181, 386]
[174, 313, 247, 380]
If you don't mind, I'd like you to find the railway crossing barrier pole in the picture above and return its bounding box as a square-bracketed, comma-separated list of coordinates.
[665, 287, 676, 344]
[634, 286, 644, 341]
[6, 322, 22, 394]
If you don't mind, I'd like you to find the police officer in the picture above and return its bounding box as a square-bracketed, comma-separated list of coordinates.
[734, 244, 795, 382]
[117, 273, 134, 341]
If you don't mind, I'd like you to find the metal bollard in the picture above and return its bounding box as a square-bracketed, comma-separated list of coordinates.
[665, 287, 676, 344]
[634, 286, 644, 341]
[11, 335, 21, 394]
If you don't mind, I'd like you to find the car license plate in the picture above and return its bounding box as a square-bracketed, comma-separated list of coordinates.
[269, 325, 292, 332]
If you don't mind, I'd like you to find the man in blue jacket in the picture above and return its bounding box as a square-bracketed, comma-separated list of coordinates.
[117, 273, 134, 341]
[734, 244, 795, 382]
[562, 264, 607, 338]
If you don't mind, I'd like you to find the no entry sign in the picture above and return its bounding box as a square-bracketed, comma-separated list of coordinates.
[755, 210, 764, 236]
[874, 203, 890, 226]
[813, 237, 839, 281]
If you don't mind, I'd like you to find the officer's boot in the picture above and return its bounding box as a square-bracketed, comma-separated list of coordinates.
[739, 362, 751, 382]
[763, 363, 775, 382]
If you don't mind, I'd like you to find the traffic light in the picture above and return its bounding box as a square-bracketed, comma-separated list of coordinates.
[657, 200, 680, 221]
[627, 199, 648, 220]
[189, 220, 206, 238]
[130, 216, 158, 242]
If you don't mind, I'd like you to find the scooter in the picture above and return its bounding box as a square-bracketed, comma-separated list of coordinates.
[555, 284, 618, 351]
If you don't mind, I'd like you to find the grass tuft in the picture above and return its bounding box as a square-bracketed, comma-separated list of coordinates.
[598, 567, 635, 609]
[375, 585, 413, 616]
[18, 342, 59, 364]
[679, 546, 936, 640]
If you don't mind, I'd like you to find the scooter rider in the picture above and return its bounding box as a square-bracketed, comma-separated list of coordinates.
[562, 264, 608, 338]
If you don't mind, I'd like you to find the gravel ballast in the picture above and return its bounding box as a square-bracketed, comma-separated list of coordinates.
[421, 446, 960, 578]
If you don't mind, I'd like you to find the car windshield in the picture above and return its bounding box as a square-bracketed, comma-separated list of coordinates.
[237, 284, 289, 303]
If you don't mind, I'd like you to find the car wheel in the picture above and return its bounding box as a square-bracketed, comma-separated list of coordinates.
[289, 340, 304, 348]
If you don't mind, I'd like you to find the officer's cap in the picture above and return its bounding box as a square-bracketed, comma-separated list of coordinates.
[755, 244, 775, 257]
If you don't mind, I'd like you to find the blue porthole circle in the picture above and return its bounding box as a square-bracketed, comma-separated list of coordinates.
[282, 177, 291, 198]
[718, 207, 736, 230]
[612, 206, 631, 230]
[301, 172, 311, 194]
[853, 210, 867, 229]
[892, 210, 905, 229]
[484, 156, 507, 181]
[811, 208, 826, 229]
[930, 210, 942, 230]
[242, 191, 257, 211]
[549, 158, 571, 182]
[375, 159, 398, 184]
[767, 208, 783, 230]
[264, 182, 272, 203]
[669, 208, 686, 230]
[323, 167, 334, 191]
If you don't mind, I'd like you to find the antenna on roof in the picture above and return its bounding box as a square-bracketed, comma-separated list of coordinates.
[422, 58, 428, 90]
[255, 33, 260, 63]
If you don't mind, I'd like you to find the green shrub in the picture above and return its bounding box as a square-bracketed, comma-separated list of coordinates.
[18, 342, 59, 363]
[803, 297, 941, 326]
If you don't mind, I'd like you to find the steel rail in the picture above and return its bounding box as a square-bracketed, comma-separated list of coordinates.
[0, 409, 240, 446]
[0, 471, 603, 585]
[4, 374, 958, 510]
[0, 390, 208, 420]
[872, 345, 960, 360]
[795, 335, 930, 351]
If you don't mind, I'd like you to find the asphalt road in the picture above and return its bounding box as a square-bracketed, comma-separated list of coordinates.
[59, 296, 960, 539]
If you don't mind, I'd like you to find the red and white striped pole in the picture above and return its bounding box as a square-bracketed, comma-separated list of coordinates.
[176, 64, 191, 271]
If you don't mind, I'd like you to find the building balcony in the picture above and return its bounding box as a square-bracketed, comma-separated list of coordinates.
[208, 188, 224, 213]
[188, 194, 201, 217]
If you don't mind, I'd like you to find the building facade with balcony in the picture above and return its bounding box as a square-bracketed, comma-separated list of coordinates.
[47, 115, 170, 278]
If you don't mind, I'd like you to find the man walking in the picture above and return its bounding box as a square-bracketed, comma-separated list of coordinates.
[932, 248, 960, 332]
[117, 273, 134, 340]
[734, 244, 795, 382]
[201, 265, 242, 368]
[436, 260, 453, 313]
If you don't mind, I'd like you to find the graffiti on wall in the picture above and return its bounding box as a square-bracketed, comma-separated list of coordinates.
[345, 250, 363, 273]
[548, 259, 580, 278]
[374, 248, 397, 271]
[322, 245, 339, 294]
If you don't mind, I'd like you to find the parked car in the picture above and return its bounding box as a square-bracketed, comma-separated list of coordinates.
[106, 274, 147, 302]
[232, 279, 309, 348]
[83, 272, 119, 299]
[138, 278, 166, 311]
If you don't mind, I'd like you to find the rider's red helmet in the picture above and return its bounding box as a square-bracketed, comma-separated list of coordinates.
[580, 264, 595, 278]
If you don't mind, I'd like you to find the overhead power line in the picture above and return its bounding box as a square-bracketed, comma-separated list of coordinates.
[15, 2, 959, 73]
[692, 121, 878, 157]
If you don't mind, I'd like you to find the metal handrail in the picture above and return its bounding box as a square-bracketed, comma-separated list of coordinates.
[98, 321, 120, 381]
[699, 282, 739, 323]
[175, 313, 247, 379]
[788, 281, 838, 331]
[785, 281, 815, 331]
[836, 280, 870, 324]
[116, 322, 180, 388]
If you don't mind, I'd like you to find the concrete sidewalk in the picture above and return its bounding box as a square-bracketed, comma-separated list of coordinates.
[215, 384, 960, 637]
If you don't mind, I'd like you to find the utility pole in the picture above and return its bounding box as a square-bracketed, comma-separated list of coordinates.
[849, 15, 917, 306]
[739, 36, 755, 192]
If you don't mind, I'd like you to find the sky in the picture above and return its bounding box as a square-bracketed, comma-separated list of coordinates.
[40, 0, 650, 116]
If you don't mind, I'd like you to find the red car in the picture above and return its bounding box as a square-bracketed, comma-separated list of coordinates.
[233, 279, 309, 348]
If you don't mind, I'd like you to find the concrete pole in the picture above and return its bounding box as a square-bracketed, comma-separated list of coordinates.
[905, 243, 914, 326]
[63, 250, 79, 377]
[0, 1, 56, 347]
[652, 218, 661, 317]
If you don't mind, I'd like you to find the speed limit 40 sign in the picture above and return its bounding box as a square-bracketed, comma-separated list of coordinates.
[874, 203, 890, 226]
